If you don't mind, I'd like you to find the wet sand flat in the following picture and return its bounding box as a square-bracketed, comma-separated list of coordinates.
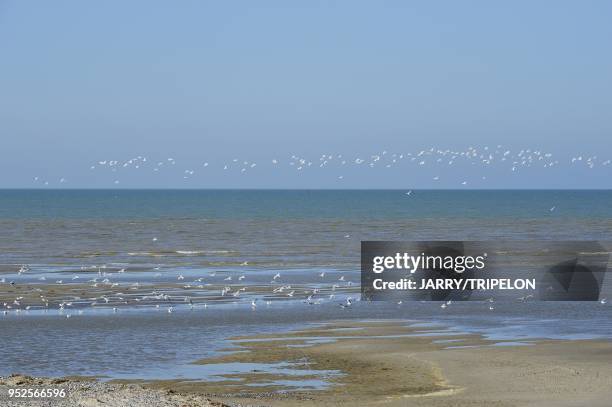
[137, 321, 612, 407]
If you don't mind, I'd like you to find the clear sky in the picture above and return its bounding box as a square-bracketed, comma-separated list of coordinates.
[1, 1, 611, 188]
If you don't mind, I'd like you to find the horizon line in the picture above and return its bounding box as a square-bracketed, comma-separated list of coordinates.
[1, 188, 611, 192]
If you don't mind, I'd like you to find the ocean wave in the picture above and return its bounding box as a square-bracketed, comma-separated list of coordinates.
[176, 250, 236, 255]
[127, 250, 237, 257]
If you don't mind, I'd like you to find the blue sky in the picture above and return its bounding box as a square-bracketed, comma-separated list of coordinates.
[1, 1, 611, 188]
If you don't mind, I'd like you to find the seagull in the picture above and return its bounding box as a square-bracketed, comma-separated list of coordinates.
[339, 298, 353, 308]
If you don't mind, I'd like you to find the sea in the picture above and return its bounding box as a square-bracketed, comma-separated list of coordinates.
[0, 189, 611, 384]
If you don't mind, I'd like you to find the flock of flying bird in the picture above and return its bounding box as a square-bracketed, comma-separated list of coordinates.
[29, 146, 611, 186]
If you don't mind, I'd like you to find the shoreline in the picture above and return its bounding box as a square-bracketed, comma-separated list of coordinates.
[5, 320, 611, 406]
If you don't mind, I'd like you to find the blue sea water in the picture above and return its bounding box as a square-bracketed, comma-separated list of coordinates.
[1, 189, 611, 269]
[0, 189, 611, 380]
[1, 189, 611, 220]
